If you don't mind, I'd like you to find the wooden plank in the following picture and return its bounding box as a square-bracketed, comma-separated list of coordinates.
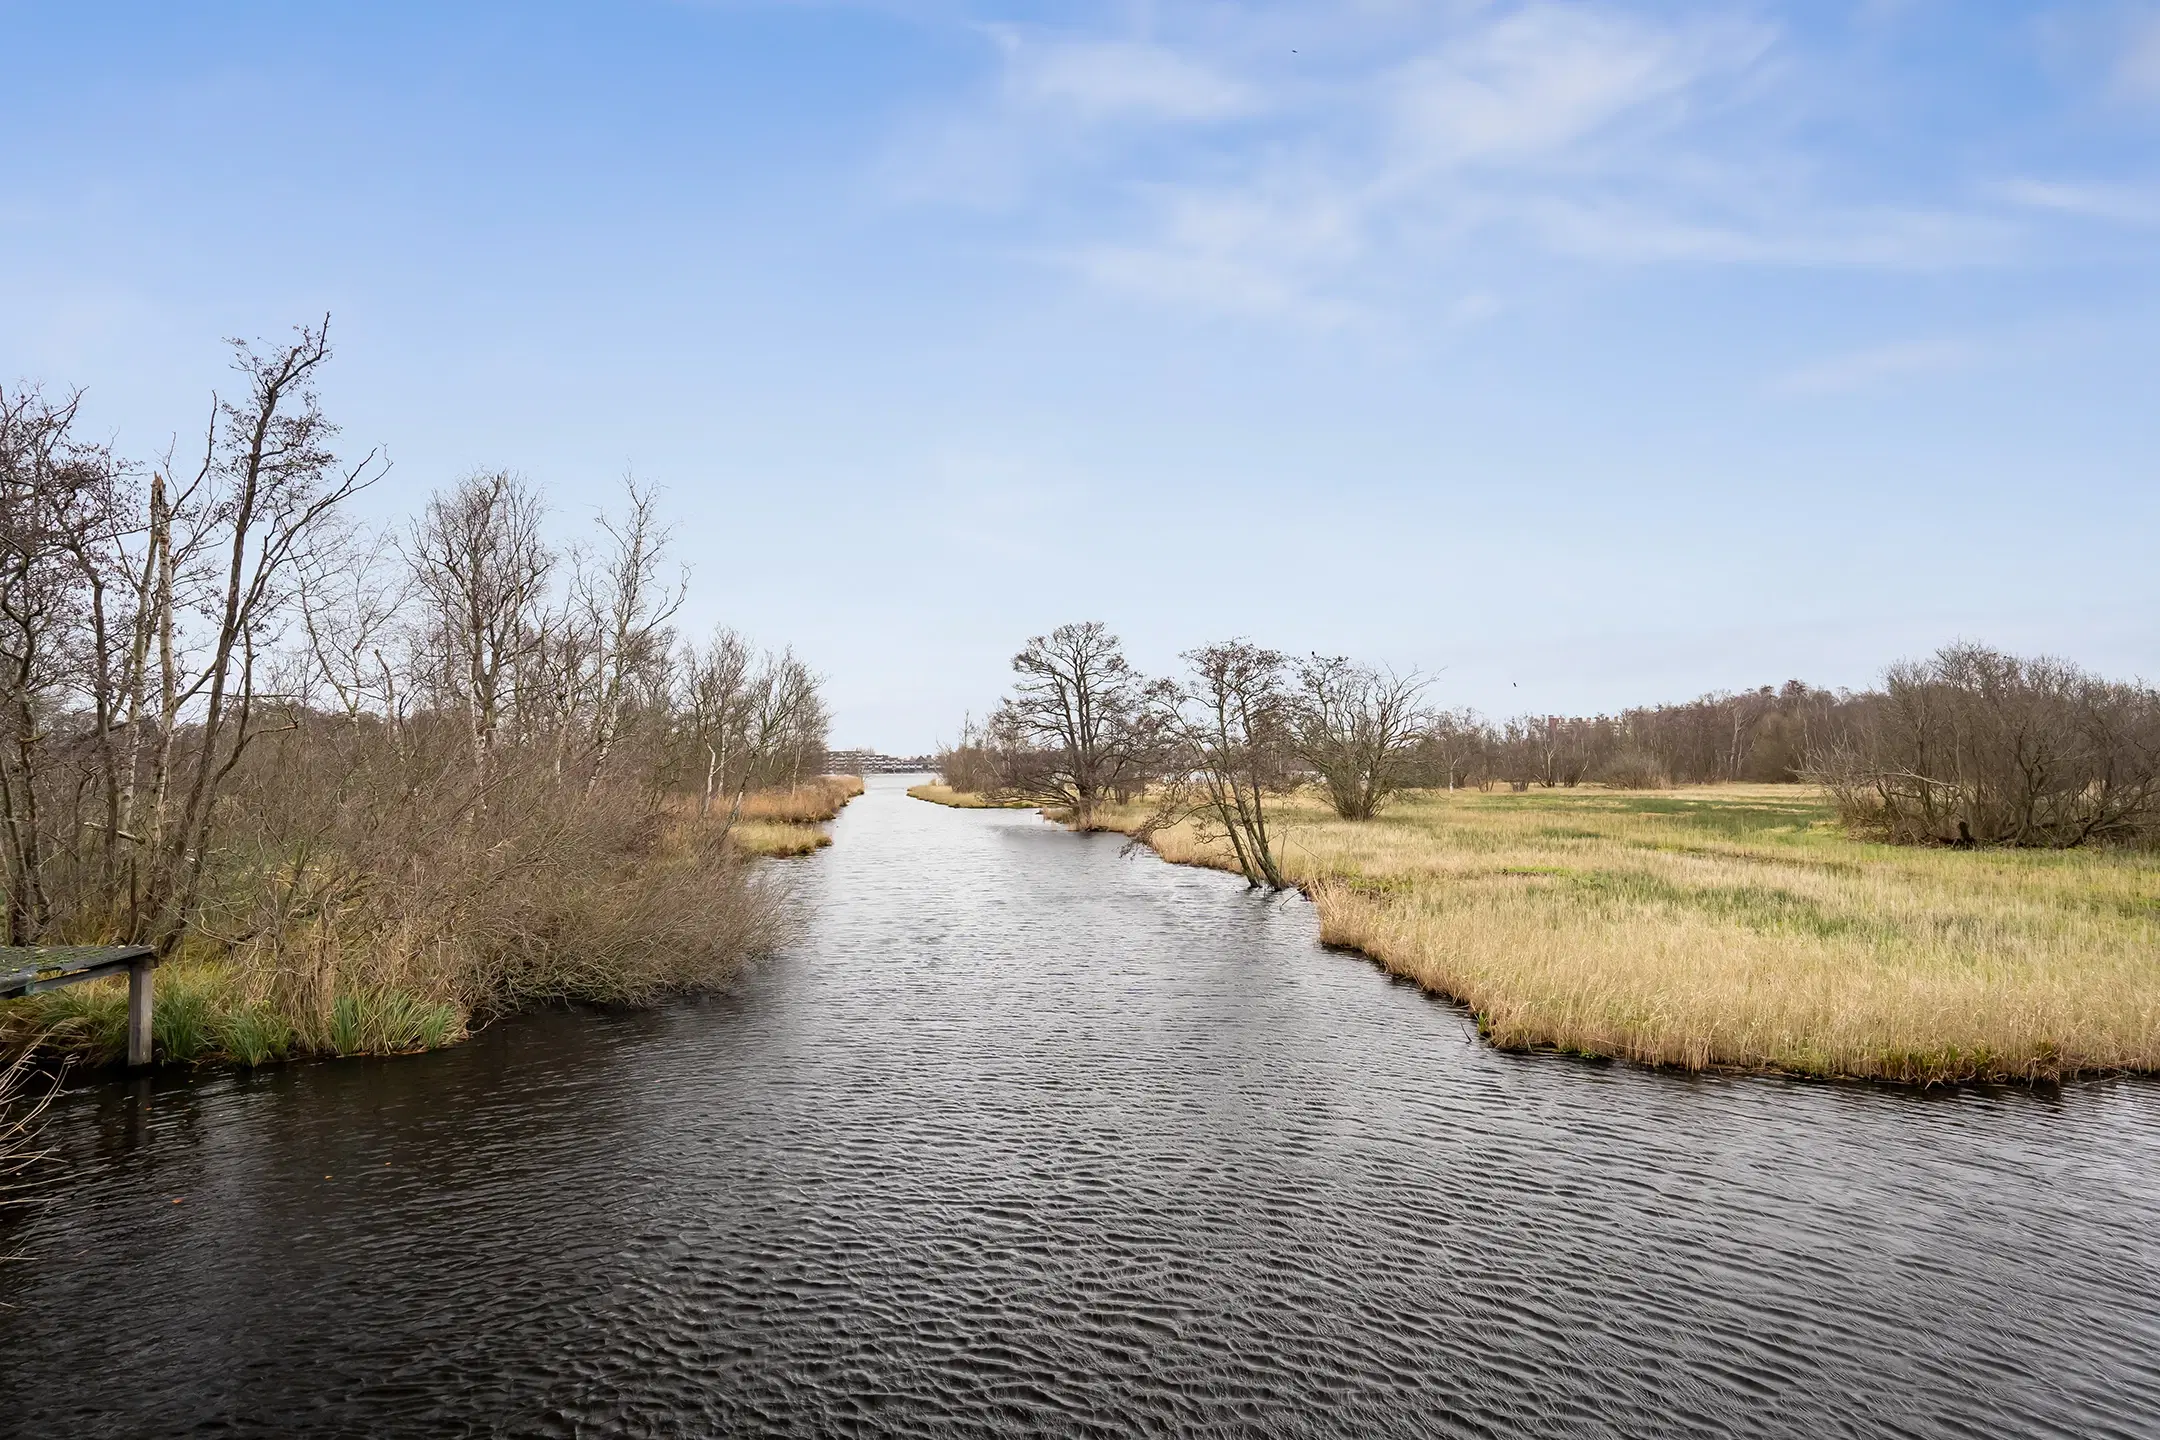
[0, 945, 156, 999]
[128, 956, 154, 1068]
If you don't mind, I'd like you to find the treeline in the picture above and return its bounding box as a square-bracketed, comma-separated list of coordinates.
[0, 321, 829, 1061]
[942, 623, 2160, 888]
[1406, 681, 1840, 791]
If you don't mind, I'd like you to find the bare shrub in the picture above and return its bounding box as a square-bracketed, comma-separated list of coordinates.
[932, 714, 998, 793]
[1812, 643, 2160, 848]
[206, 715, 790, 1022]
[1596, 750, 1670, 790]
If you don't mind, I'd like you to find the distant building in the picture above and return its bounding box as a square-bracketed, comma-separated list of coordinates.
[822, 749, 935, 775]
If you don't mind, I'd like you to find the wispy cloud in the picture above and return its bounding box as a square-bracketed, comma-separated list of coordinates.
[1998, 177, 2160, 227]
[1776, 338, 1978, 395]
[884, 2, 2138, 321]
[998, 35, 1256, 124]
[2114, 5, 2160, 102]
[1385, 5, 1748, 169]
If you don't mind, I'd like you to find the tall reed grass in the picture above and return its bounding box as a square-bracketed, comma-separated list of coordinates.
[734, 774, 864, 824]
[1089, 784, 2160, 1084]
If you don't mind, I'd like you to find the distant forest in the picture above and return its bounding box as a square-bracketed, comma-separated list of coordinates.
[1410, 681, 1839, 790]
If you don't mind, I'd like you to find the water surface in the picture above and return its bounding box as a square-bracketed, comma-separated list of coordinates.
[4, 774, 2157, 1437]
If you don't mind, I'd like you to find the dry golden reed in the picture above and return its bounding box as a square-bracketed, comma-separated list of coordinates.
[1087, 784, 2160, 1084]
[735, 774, 865, 825]
[906, 783, 1037, 810]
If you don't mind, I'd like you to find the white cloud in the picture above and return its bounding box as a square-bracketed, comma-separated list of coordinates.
[1998, 177, 2160, 227]
[887, 3, 2059, 321]
[1776, 339, 1977, 395]
[1388, 6, 1752, 168]
[998, 35, 1255, 124]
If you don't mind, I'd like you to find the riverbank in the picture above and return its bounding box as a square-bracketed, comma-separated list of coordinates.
[906, 782, 1037, 809]
[730, 774, 868, 855]
[953, 783, 2158, 1084]
[1, 777, 863, 1072]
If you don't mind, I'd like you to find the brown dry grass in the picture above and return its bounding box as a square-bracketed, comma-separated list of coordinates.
[729, 820, 834, 857]
[735, 774, 864, 824]
[906, 783, 1037, 809]
[658, 774, 864, 858]
[1089, 784, 2160, 1084]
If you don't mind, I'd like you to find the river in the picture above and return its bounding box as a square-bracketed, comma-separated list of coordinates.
[2, 773, 2156, 1437]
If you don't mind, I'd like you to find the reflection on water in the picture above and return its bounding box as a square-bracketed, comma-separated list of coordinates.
[3, 774, 2157, 1438]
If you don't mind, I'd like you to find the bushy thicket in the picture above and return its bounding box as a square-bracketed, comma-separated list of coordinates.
[1812, 644, 2160, 848]
[1, 322, 831, 1063]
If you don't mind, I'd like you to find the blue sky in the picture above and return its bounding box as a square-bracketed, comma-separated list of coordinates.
[6, 1, 2157, 750]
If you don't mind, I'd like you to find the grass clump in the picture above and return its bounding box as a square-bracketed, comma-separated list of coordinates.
[4, 966, 464, 1069]
[907, 783, 1037, 809]
[709, 774, 863, 857]
[1091, 783, 2160, 1084]
[217, 1004, 297, 1067]
[730, 820, 834, 857]
[734, 775, 863, 825]
[326, 991, 461, 1057]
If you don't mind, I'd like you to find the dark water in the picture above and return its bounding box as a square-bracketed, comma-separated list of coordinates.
[3, 775, 2157, 1438]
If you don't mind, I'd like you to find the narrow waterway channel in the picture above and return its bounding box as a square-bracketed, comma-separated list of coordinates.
[3, 774, 2157, 1437]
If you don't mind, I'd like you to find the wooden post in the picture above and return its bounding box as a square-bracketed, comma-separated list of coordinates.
[127, 955, 155, 1068]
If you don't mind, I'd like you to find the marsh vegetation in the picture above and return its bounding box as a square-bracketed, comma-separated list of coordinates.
[0, 322, 847, 1070]
[933, 622, 2160, 1083]
[1097, 784, 2160, 1083]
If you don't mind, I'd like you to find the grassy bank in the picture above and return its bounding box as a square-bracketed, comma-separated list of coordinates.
[730, 775, 866, 856]
[2, 777, 863, 1072]
[907, 783, 1039, 810]
[1052, 784, 2160, 1084]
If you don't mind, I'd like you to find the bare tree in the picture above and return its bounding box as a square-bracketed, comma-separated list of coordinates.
[681, 627, 755, 816]
[713, 649, 826, 829]
[407, 470, 552, 790]
[136, 320, 383, 953]
[1413, 707, 1490, 791]
[1145, 640, 1294, 889]
[0, 384, 129, 939]
[296, 515, 412, 729]
[574, 477, 685, 792]
[983, 621, 1165, 828]
[1288, 655, 1428, 819]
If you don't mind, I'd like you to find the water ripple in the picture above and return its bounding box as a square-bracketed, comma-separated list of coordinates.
[2, 775, 2157, 1438]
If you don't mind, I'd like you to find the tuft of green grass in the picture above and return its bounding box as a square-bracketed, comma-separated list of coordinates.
[329, 989, 464, 1056]
[152, 970, 225, 1064]
[14, 981, 128, 1066]
[217, 1004, 296, 1067]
